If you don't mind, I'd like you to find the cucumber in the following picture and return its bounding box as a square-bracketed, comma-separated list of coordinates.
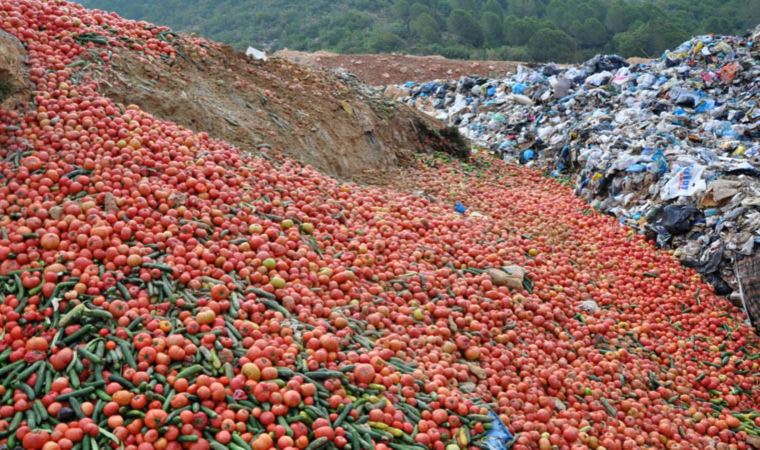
[15, 360, 43, 382]
[175, 364, 204, 380]
[56, 386, 96, 402]
[334, 403, 353, 427]
[108, 373, 136, 390]
[305, 437, 329, 450]
[468, 414, 495, 422]
[78, 347, 103, 365]
[143, 262, 175, 273]
[305, 370, 345, 380]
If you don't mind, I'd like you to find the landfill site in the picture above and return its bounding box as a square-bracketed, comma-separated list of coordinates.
[0, 1, 758, 450]
[387, 29, 760, 327]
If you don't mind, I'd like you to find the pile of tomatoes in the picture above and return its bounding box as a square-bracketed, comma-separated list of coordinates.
[0, 1, 757, 450]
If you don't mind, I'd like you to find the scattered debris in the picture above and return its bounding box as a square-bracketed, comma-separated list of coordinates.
[486, 266, 526, 291]
[245, 46, 267, 61]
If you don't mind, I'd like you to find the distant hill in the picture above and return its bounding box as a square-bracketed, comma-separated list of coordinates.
[78, 0, 759, 62]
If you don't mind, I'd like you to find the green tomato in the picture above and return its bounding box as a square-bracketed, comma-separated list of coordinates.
[270, 276, 286, 289]
[301, 222, 315, 234]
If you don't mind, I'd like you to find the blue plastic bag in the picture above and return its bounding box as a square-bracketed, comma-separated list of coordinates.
[485, 411, 514, 450]
[511, 83, 527, 94]
[713, 121, 739, 139]
[521, 149, 535, 163]
[498, 140, 515, 151]
[695, 99, 715, 113]
[454, 202, 467, 214]
[419, 82, 439, 96]
[649, 149, 668, 175]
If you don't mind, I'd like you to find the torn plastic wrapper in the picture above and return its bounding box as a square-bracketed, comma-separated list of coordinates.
[485, 411, 514, 450]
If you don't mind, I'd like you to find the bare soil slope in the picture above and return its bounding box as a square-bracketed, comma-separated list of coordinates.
[276, 50, 523, 85]
[73, 38, 465, 182]
[276, 50, 653, 86]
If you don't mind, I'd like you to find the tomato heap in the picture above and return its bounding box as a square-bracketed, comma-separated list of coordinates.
[0, 1, 758, 450]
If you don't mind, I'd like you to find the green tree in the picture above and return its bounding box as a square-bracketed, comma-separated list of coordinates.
[410, 2, 429, 19]
[528, 27, 577, 61]
[584, 0, 608, 22]
[545, 0, 571, 28]
[318, 27, 348, 47]
[335, 31, 370, 52]
[742, 0, 760, 30]
[567, 18, 585, 40]
[579, 17, 608, 47]
[393, 0, 413, 34]
[333, 11, 373, 31]
[701, 16, 734, 35]
[484, 0, 505, 18]
[370, 31, 405, 52]
[447, 9, 484, 46]
[393, 0, 412, 21]
[503, 15, 544, 45]
[614, 16, 688, 57]
[482, 12, 504, 47]
[453, 0, 476, 11]
[81, 0, 755, 63]
[605, 0, 637, 33]
[410, 12, 441, 43]
[510, 0, 536, 17]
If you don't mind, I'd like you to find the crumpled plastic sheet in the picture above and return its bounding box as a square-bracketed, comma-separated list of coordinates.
[485, 411, 514, 450]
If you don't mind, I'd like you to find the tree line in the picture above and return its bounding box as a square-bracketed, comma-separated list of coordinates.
[79, 0, 759, 62]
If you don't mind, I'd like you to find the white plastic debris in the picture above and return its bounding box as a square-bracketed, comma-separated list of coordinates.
[246, 47, 268, 61]
[579, 300, 600, 314]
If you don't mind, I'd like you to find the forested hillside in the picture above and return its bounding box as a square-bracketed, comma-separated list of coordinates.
[79, 0, 759, 62]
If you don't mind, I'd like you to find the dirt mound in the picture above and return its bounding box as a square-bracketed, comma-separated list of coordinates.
[75, 38, 465, 182]
[0, 30, 29, 109]
[276, 50, 654, 86]
[276, 50, 524, 85]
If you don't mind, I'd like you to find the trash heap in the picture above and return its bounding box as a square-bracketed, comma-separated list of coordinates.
[390, 26, 760, 312]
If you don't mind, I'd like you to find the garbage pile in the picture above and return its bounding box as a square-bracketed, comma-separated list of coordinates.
[390, 26, 760, 315]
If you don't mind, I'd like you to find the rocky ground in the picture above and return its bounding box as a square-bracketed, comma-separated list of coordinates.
[275, 50, 524, 86]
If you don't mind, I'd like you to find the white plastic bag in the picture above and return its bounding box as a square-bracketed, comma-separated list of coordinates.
[245, 47, 268, 61]
[660, 163, 706, 200]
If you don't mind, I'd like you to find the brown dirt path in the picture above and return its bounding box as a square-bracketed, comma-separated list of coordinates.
[276, 50, 523, 85]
